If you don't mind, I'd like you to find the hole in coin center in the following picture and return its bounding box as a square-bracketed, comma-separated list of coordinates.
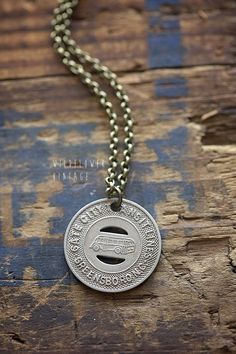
[97, 255, 125, 265]
[85, 215, 142, 273]
[100, 226, 128, 235]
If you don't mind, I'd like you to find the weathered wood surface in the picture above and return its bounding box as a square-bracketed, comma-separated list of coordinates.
[0, 0, 236, 353]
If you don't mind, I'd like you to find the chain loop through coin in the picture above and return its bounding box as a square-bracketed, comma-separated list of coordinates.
[51, 0, 134, 207]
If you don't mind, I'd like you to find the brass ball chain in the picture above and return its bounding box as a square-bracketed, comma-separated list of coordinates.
[51, 0, 134, 208]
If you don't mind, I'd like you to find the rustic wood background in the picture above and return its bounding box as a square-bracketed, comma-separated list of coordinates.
[0, 0, 236, 353]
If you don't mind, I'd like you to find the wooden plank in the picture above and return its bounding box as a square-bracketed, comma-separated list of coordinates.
[0, 0, 236, 353]
[0, 0, 236, 79]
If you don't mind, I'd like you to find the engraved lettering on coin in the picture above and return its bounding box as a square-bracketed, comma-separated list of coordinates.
[64, 199, 161, 292]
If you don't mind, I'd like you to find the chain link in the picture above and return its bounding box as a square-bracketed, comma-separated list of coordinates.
[51, 0, 134, 207]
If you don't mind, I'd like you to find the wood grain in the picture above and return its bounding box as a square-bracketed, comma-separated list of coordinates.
[0, 0, 236, 353]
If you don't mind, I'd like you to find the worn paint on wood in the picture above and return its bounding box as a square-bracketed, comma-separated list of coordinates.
[0, 0, 236, 353]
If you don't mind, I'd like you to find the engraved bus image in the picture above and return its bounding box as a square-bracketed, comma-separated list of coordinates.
[90, 232, 135, 255]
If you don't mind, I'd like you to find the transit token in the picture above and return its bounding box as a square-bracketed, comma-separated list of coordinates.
[64, 199, 161, 293]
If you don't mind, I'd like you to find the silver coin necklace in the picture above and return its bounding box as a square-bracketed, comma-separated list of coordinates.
[51, 0, 161, 292]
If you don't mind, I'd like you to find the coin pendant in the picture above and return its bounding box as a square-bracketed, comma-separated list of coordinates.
[64, 198, 161, 292]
